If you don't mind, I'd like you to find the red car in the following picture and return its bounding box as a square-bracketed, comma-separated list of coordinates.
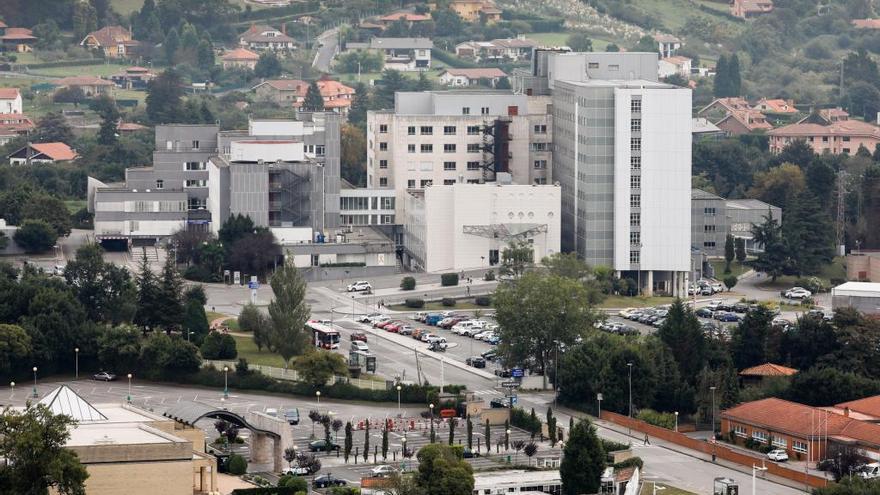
[350, 332, 368, 342]
[376, 320, 399, 330]
[440, 317, 467, 329]
[385, 322, 403, 333]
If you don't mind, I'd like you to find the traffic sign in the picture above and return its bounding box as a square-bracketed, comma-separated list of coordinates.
[511, 368, 524, 378]
[248, 281, 259, 290]
[501, 381, 520, 388]
[510, 396, 518, 405]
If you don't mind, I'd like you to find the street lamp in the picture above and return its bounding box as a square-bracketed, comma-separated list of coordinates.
[223, 366, 229, 399]
[674, 411, 679, 432]
[396, 384, 402, 412]
[429, 403, 435, 441]
[505, 429, 511, 451]
[127, 373, 132, 403]
[752, 463, 768, 495]
[32, 366, 38, 398]
[9, 381, 14, 398]
[316, 390, 321, 405]
[627, 362, 633, 418]
[710, 386, 717, 436]
[74, 347, 79, 379]
[401, 437, 408, 471]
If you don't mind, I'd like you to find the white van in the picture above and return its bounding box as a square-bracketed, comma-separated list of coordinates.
[860, 462, 880, 479]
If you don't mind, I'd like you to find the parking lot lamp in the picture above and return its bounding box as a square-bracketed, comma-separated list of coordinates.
[127, 373, 132, 402]
[627, 362, 633, 417]
[316, 390, 321, 405]
[75, 348, 79, 379]
[397, 385, 402, 412]
[223, 366, 229, 399]
[32, 367, 38, 398]
[10, 381, 14, 398]
[710, 386, 717, 435]
[674, 411, 679, 432]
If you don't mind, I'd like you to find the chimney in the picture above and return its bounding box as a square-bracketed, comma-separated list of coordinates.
[844, 407, 850, 417]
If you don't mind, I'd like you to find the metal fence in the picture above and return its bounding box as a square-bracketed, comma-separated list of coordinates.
[203, 360, 388, 390]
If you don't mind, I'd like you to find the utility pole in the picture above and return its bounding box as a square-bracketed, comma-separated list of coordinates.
[836, 170, 848, 256]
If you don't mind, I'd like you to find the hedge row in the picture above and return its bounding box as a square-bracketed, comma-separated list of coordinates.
[25, 58, 106, 69]
[431, 49, 479, 69]
[510, 407, 542, 435]
[237, 1, 320, 21]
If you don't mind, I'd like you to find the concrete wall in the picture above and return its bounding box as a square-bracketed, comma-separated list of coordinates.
[80, 459, 193, 495]
[848, 253, 880, 281]
[299, 265, 399, 281]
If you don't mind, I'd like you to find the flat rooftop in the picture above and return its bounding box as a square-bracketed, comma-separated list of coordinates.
[561, 79, 674, 89]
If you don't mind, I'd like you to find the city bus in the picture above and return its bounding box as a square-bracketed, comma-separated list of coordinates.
[306, 320, 341, 349]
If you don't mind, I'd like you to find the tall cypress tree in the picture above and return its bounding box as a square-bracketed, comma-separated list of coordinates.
[728, 53, 742, 97]
[714, 54, 729, 97]
[560, 420, 605, 495]
[302, 81, 325, 112]
[134, 252, 161, 331]
[158, 251, 184, 331]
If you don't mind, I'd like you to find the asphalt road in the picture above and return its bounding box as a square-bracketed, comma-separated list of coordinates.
[313, 27, 339, 72]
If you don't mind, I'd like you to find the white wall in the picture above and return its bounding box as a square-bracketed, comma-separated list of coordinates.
[230, 141, 304, 162]
[0, 94, 22, 114]
[249, 120, 304, 136]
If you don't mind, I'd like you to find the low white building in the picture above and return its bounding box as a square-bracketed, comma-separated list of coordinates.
[472, 469, 561, 495]
[404, 181, 561, 272]
[658, 56, 692, 79]
[832, 281, 880, 316]
[439, 68, 508, 87]
[0, 88, 22, 114]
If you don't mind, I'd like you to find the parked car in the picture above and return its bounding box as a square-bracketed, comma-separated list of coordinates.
[414, 312, 428, 322]
[370, 465, 398, 478]
[309, 439, 340, 452]
[412, 328, 425, 340]
[474, 330, 495, 341]
[696, 307, 714, 318]
[351, 341, 369, 352]
[425, 335, 447, 345]
[716, 312, 741, 323]
[771, 317, 792, 329]
[462, 449, 481, 459]
[784, 287, 812, 299]
[358, 313, 381, 323]
[282, 465, 314, 476]
[313, 474, 347, 488]
[859, 462, 880, 479]
[481, 349, 498, 361]
[732, 303, 750, 313]
[284, 408, 300, 425]
[266, 408, 278, 417]
[493, 368, 512, 378]
[93, 371, 117, 381]
[707, 300, 724, 311]
[767, 449, 789, 462]
[398, 325, 414, 335]
[350, 332, 368, 342]
[347, 281, 372, 292]
[700, 286, 714, 296]
[428, 341, 448, 352]
[425, 314, 443, 326]
[485, 334, 501, 345]
[385, 322, 403, 333]
[466, 356, 486, 368]
[374, 319, 395, 329]
[489, 397, 511, 408]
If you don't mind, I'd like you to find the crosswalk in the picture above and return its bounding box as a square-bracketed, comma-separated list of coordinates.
[472, 388, 506, 397]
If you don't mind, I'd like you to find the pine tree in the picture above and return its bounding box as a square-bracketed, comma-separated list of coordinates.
[728, 53, 742, 97]
[268, 257, 311, 368]
[415, 72, 432, 91]
[466, 416, 473, 450]
[782, 191, 836, 275]
[448, 417, 456, 445]
[164, 28, 180, 64]
[735, 237, 747, 262]
[158, 251, 184, 331]
[484, 419, 491, 453]
[134, 252, 161, 331]
[381, 426, 388, 459]
[546, 408, 557, 447]
[302, 81, 325, 112]
[363, 420, 370, 462]
[146, 68, 184, 124]
[658, 300, 707, 380]
[348, 83, 370, 127]
[724, 234, 735, 272]
[713, 54, 729, 98]
[197, 39, 215, 70]
[73, 1, 97, 42]
[343, 422, 353, 462]
[560, 420, 605, 495]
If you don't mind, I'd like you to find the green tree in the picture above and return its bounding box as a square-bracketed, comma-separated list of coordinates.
[363, 420, 370, 462]
[139, 333, 201, 378]
[415, 72, 432, 92]
[498, 240, 534, 280]
[64, 244, 137, 324]
[415, 444, 474, 495]
[0, 324, 31, 377]
[73, 0, 97, 42]
[348, 83, 370, 127]
[343, 421, 353, 462]
[723, 275, 738, 291]
[163, 28, 180, 64]
[0, 404, 89, 495]
[23, 194, 72, 237]
[183, 299, 209, 344]
[302, 81, 325, 112]
[146, 68, 185, 124]
[218, 213, 255, 245]
[735, 237, 746, 262]
[295, 349, 348, 387]
[35, 112, 74, 143]
[547, 408, 557, 447]
[494, 271, 599, 388]
[714, 54, 730, 97]
[750, 212, 794, 281]
[200, 331, 237, 359]
[782, 191, 836, 276]
[157, 252, 184, 331]
[748, 163, 806, 208]
[730, 306, 773, 370]
[605, 43, 620, 52]
[560, 420, 604, 495]
[268, 258, 311, 367]
[341, 123, 367, 187]
[728, 53, 741, 97]
[432, 8, 464, 36]
[786, 366, 880, 406]
[197, 39, 215, 71]
[254, 52, 282, 78]
[658, 300, 707, 381]
[724, 234, 735, 272]
[376, 69, 408, 108]
[97, 325, 142, 374]
[381, 426, 389, 459]
[13, 219, 58, 253]
[484, 419, 491, 453]
[566, 32, 593, 52]
[633, 35, 656, 52]
[278, 474, 308, 491]
[238, 304, 262, 332]
[134, 252, 162, 330]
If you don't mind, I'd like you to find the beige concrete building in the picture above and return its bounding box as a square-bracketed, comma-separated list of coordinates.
[38, 386, 219, 495]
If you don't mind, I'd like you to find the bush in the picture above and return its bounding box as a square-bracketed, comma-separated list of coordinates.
[441, 273, 459, 286]
[228, 454, 248, 475]
[201, 332, 238, 360]
[184, 264, 212, 282]
[405, 298, 425, 308]
[441, 298, 456, 307]
[601, 439, 630, 452]
[400, 276, 416, 290]
[510, 407, 542, 435]
[484, 270, 496, 281]
[613, 456, 643, 470]
[13, 219, 58, 253]
[277, 475, 308, 491]
[474, 296, 492, 307]
[636, 409, 676, 430]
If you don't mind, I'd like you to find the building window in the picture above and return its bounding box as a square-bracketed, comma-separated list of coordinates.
[381, 215, 394, 224]
[407, 126, 416, 135]
[467, 125, 480, 135]
[631, 175, 641, 189]
[444, 144, 456, 153]
[631, 99, 642, 113]
[379, 142, 388, 151]
[630, 250, 640, 264]
[443, 179, 456, 185]
[534, 160, 547, 169]
[534, 178, 547, 184]
[481, 107, 490, 115]
[420, 179, 433, 188]
[380, 197, 395, 209]
[444, 126, 456, 135]
[316, 145, 325, 156]
[822, 136, 829, 142]
[704, 207, 717, 216]
[630, 194, 641, 208]
[408, 144, 416, 153]
[588, 62, 599, 69]
[462, 107, 470, 115]
[534, 124, 547, 134]
[340, 197, 369, 210]
[379, 177, 388, 187]
[843, 148, 851, 153]
[630, 232, 641, 245]
[407, 179, 416, 188]
[631, 118, 641, 133]
[184, 179, 206, 188]
[609, 64, 619, 71]
[630, 212, 640, 226]
[734, 425, 747, 438]
[184, 161, 205, 171]
[420, 144, 433, 153]
[420, 126, 433, 135]
[631, 156, 641, 170]
[192, 140, 200, 150]
[379, 124, 388, 133]
[752, 431, 768, 444]
[467, 179, 480, 184]
[631, 138, 641, 153]
[843, 136, 851, 142]
[704, 225, 716, 232]
[467, 143, 481, 153]
[704, 241, 716, 248]
[793, 441, 808, 453]
[379, 159, 388, 169]
[531, 142, 549, 152]
[443, 161, 456, 171]
[467, 161, 480, 170]
[188, 198, 206, 210]
[772, 437, 787, 448]
[155, 180, 164, 189]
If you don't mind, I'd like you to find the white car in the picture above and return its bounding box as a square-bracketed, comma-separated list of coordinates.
[351, 341, 369, 352]
[767, 449, 789, 462]
[282, 466, 311, 476]
[784, 287, 812, 299]
[347, 281, 372, 292]
[860, 462, 880, 479]
[474, 331, 495, 341]
[707, 300, 723, 311]
[425, 335, 447, 345]
[371, 465, 398, 477]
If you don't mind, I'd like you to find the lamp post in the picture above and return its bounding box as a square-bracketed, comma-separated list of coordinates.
[710, 386, 717, 435]
[223, 366, 229, 399]
[32, 366, 38, 398]
[597, 393, 603, 420]
[401, 437, 407, 471]
[429, 403, 435, 441]
[627, 362, 633, 418]
[316, 390, 321, 405]
[505, 429, 511, 451]
[396, 384, 402, 412]
[74, 347, 79, 379]
[752, 464, 768, 495]
[127, 373, 132, 403]
[9, 381, 14, 399]
[674, 411, 679, 432]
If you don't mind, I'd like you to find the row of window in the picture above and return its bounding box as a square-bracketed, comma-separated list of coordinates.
[704, 225, 716, 232]
[734, 424, 806, 453]
[340, 214, 395, 225]
[629, 250, 640, 264]
[704, 207, 716, 216]
[340, 196, 395, 211]
[629, 232, 640, 245]
[406, 143, 482, 153]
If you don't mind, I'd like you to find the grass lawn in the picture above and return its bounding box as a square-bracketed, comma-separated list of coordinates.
[111, 0, 259, 16]
[599, 295, 675, 309]
[756, 257, 847, 290]
[64, 200, 86, 214]
[633, 0, 744, 33]
[388, 301, 492, 311]
[709, 259, 751, 279]
[29, 63, 131, 78]
[115, 89, 147, 105]
[639, 484, 695, 495]
[527, 32, 613, 51]
[232, 335, 289, 368]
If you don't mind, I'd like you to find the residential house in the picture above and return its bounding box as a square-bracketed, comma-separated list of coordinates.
[377, 12, 431, 26]
[239, 24, 296, 52]
[731, 0, 774, 18]
[54, 76, 115, 97]
[692, 118, 724, 141]
[722, 397, 880, 462]
[449, 0, 503, 23]
[658, 56, 692, 79]
[847, 251, 880, 283]
[697, 97, 772, 135]
[753, 98, 797, 115]
[655, 34, 681, 58]
[0, 113, 35, 145]
[0, 26, 37, 52]
[455, 38, 537, 62]
[439, 68, 508, 87]
[221, 48, 260, 70]
[80, 26, 139, 59]
[109, 66, 156, 90]
[852, 19, 880, 29]
[356, 37, 433, 71]
[251, 78, 355, 114]
[0, 88, 22, 114]
[8, 142, 78, 165]
[738, 362, 798, 387]
[118, 122, 148, 134]
[798, 107, 850, 125]
[830, 395, 880, 423]
[768, 119, 880, 154]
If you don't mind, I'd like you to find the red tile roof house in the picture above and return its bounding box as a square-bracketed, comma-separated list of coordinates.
[721, 397, 880, 463]
[221, 48, 260, 70]
[731, 0, 774, 19]
[0, 113, 35, 145]
[80, 26, 140, 59]
[7, 142, 78, 165]
[768, 119, 880, 154]
[251, 78, 355, 114]
[0, 27, 38, 53]
[439, 68, 508, 87]
[697, 97, 773, 135]
[738, 362, 798, 387]
[54, 76, 115, 97]
[239, 24, 296, 52]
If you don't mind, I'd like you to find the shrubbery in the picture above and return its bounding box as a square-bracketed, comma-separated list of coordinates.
[200, 332, 238, 360]
[636, 409, 676, 430]
[475, 296, 492, 307]
[228, 454, 248, 475]
[484, 271, 496, 281]
[441, 298, 456, 307]
[510, 407, 542, 437]
[400, 276, 416, 290]
[441, 273, 459, 286]
[612, 456, 643, 470]
[601, 439, 630, 452]
[405, 298, 424, 308]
